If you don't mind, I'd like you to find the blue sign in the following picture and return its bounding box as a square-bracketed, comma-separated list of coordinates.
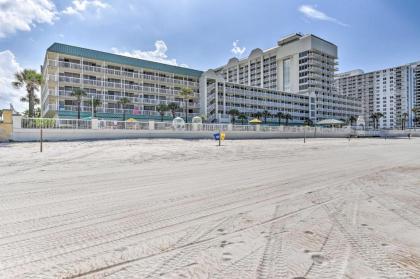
[213, 133, 220, 140]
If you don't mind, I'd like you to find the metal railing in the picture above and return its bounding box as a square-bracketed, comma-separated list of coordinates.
[97, 120, 149, 130]
[20, 117, 356, 134]
[48, 60, 199, 87]
[21, 118, 92, 129]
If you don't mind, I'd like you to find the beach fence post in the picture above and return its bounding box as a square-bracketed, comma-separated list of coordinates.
[40, 126, 43, 153]
[304, 126, 306, 143]
[218, 129, 221, 146]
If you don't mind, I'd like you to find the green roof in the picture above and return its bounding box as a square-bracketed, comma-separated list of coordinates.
[47, 43, 203, 78]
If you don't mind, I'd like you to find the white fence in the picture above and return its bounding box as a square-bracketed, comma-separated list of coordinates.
[97, 120, 150, 130]
[21, 118, 92, 129]
[19, 118, 354, 133]
[12, 117, 420, 142]
[17, 117, 357, 133]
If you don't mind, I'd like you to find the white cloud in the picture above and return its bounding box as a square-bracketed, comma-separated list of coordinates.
[62, 0, 110, 16]
[0, 0, 57, 38]
[231, 40, 246, 57]
[0, 50, 29, 112]
[298, 4, 348, 27]
[111, 40, 188, 67]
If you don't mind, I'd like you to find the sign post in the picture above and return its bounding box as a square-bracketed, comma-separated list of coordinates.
[40, 126, 43, 153]
[213, 130, 225, 146]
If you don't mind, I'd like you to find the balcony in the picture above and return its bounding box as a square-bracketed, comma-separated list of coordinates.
[48, 75, 199, 98]
[48, 60, 199, 87]
[49, 89, 196, 108]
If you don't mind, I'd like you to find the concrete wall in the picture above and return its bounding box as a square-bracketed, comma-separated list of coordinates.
[12, 127, 355, 142]
[0, 110, 13, 141]
[11, 127, 420, 142]
[8, 115, 420, 142]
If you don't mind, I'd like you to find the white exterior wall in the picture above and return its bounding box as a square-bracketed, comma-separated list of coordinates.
[12, 127, 358, 141]
[336, 62, 420, 129]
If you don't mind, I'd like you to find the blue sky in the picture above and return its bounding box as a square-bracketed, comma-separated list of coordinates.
[1, 0, 420, 110]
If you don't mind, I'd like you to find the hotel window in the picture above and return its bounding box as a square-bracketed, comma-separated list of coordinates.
[283, 58, 291, 92]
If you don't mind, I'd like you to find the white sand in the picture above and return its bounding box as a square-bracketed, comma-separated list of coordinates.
[0, 138, 419, 279]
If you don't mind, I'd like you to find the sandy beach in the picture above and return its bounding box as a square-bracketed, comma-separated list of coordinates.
[0, 138, 419, 278]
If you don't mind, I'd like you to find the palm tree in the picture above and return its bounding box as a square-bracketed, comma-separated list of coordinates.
[275, 112, 285, 126]
[375, 112, 384, 129]
[12, 69, 43, 117]
[156, 103, 169, 122]
[370, 113, 377, 129]
[401, 112, 408, 130]
[23, 107, 41, 118]
[370, 112, 384, 129]
[412, 107, 420, 128]
[228, 108, 240, 124]
[262, 110, 271, 125]
[118, 97, 131, 121]
[348, 115, 358, 126]
[253, 111, 262, 120]
[304, 118, 313, 126]
[284, 113, 292, 126]
[199, 114, 207, 123]
[20, 93, 40, 114]
[238, 113, 247, 125]
[179, 87, 194, 122]
[167, 102, 179, 119]
[70, 88, 87, 120]
[92, 98, 102, 118]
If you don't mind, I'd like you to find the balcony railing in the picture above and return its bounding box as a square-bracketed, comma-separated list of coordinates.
[49, 75, 199, 98]
[21, 117, 354, 136]
[51, 90, 196, 109]
[51, 104, 198, 118]
[48, 60, 199, 87]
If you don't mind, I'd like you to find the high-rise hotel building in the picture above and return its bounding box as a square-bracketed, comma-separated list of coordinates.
[335, 62, 420, 128]
[41, 34, 361, 124]
[202, 33, 360, 123]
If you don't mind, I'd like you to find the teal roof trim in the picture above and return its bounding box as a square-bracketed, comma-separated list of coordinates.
[47, 43, 203, 78]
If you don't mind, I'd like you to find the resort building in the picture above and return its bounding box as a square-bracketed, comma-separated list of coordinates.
[41, 43, 202, 121]
[41, 34, 361, 124]
[335, 62, 420, 128]
[200, 70, 360, 124]
[204, 33, 360, 123]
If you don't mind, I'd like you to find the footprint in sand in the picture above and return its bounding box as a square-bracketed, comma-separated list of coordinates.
[311, 254, 324, 264]
[222, 252, 233, 261]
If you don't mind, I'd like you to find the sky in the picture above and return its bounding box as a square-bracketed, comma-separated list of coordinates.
[1, 0, 420, 111]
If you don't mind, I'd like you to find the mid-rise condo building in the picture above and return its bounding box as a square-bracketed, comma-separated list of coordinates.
[335, 62, 420, 129]
[41, 34, 361, 125]
[41, 43, 202, 121]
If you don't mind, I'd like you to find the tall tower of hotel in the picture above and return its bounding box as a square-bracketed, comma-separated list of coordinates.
[214, 33, 339, 121]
